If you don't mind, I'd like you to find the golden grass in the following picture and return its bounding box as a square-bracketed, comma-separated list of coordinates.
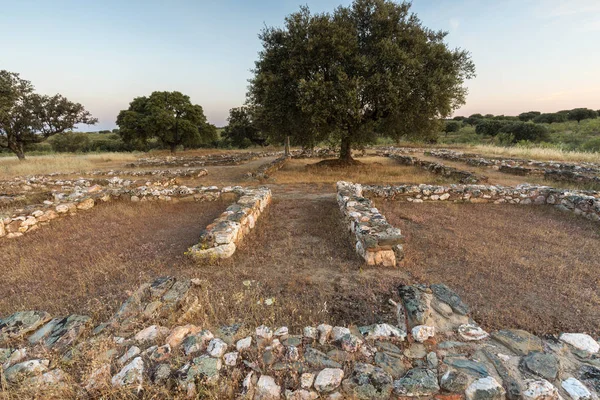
[377, 200, 600, 336]
[469, 144, 600, 163]
[0, 153, 138, 179]
[271, 157, 455, 185]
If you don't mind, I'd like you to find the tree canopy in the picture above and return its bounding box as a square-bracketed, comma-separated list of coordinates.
[116, 91, 216, 153]
[248, 0, 475, 161]
[222, 107, 267, 148]
[567, 108, 598, 123]
[0, 70, 97, 159]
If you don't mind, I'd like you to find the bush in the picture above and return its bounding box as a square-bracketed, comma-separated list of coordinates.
[475, 119, 507, 136]
[582, 137, 600, 153]
[444, 121, 461, 133]
[533, 113, 568, 124]
[50, 132, 92, 152]
[500, 122, 549, 143]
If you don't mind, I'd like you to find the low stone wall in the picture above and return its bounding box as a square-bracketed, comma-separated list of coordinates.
[2, 276, 598, 400]
[385, 153, 488, 184]
[428, 149, 600, 186]
[362, 183, 600, 222]
[187, 187, 272, 259]
[336, 181, 404, 267]
[0, 184, 250, 240]
[250, 155, 290, 179]
[127, 151, 283, 168]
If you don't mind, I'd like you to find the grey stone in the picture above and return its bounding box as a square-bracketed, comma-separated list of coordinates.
[375, 351, 406, 379]
[430, 283, 470, 315]
[440, 369, 471, 393]
[492, 329, 543, 356]
[521, 352, 558, 381]
[188, 355, 221, 383]
[153, 363, 171, 385]
[342, 363, 393, 400]
[444, 356, 490, 378]
[580, 365, 600, 392]
[4, 359, 50, 383]
[465, 376, 506, 400]
[483, 349, 522, 400]
[397, 285, 431, 328]
[404, 343, 427, 359]
[0, 311, 52, 342]
[393, 368, 439, 397]
[304, 347, 342, 369]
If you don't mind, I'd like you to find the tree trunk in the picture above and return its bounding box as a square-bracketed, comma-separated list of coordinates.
[284, 136, 290, 156]
[170, 143, 177, 154]
[339, 135, 353, 162]
[12, 142, 26, 161]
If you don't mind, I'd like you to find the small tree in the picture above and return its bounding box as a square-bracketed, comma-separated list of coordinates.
[452, 116, 465, 121]
[444, 120, 461, 134]
[222, 107, 267, 148]
[567, 108, 598, 123]
[500, 122, 549, 143]
[0, 70, 97, 160]
[116, 91, 215, 153]
[518, 111, 541, 122]
[475, 119, 506, 136]
[464, 113, 483, 125]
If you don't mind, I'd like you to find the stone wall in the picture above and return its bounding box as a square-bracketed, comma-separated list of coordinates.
[361, 183, 600, 222]
[127, 151, 282, 168]
[188, 187, 272, 259]
[0, 184, 266, 241]
[2, 276, 598, 400]
[384, 153, 488, 184]
[337, 181, 404, 267]
[250, 155, 290, 180]
[428, 149, 600, 186]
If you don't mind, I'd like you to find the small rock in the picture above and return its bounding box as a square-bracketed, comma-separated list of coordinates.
[304, 326, 318, 339]
[317, 324, 333, 344]
[314, 368, 344, 393]
[561, 377, 592, 400]
[4, 359, 50, 384]
[331, 327, 351, 341]
[393, 368, 439, 397]
[256, 325, 273, 340]
[412, 325, 435, 342]
[522, 379, 559, 400]
[237, 336, 253, 351]
[207, 338, 228, 358]
[521, 352, 558, 381]
[118, 346, 141, 364]
[255, 375, 281, 400]
[459, 324, 489, 341]
[274, 326, 288, 337]
[559, 333, 599, 355]
[111, 357, 143, 391]
[301, 373, 315, 389]
[134, 325, 168, 343]
[491, 329, 543, 356]
[153, 363, 171, 385]
[465, 376, 505, 400]
[224, 351, 238, 366]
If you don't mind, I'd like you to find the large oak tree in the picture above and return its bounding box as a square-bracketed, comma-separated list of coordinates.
[116, 91, 216, 153]
[249, 0, 475, 161]
[0, 70, 97, 160]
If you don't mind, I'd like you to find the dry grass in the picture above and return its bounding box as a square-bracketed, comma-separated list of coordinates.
[271, 157, 455, 185]
[0, 200, 226, 321]
[469, 144, 600, 163]
[0, 153, 138, 179]
[376, 200, 600, 336]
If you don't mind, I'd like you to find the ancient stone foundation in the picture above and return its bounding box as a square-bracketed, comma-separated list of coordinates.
[384, 153, 488, 184]
[337, 181, 404, 267]
[188, 187, 272, 259]
[1, 276, 598, 399]
[361, 183, 600, 222]
[251, 155, 290, 180]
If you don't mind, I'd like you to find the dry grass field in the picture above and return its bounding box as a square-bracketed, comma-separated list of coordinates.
[376, 200, 600, 336]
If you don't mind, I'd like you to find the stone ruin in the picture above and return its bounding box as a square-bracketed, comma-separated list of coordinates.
[427, 149, 600, 187]
[1, 276, 599, 400]
[382, 153, 488, 184]
[127, 151, 283, 168]
[188, 187, 272, 259]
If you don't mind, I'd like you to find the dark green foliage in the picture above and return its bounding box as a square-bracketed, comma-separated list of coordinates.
[500, 122, 549, 143]
[116, 91, 216, 153]
[518, 111, 541, 121]
[464, 113, 483, 125]
[475, 119, 508, 136]
[533, 113, 568, 124]
[444, 121, 461, 133]
[222, 107, 267, 148]
[248, 0, 475, 160]
[452, 116, 465, 121]
[50, 132, 91, 152]
[0, 70, 97, 159]
[567, 108, 598, 123]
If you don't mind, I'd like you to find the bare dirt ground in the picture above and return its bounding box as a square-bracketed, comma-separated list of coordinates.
[376, 200, 600, 336]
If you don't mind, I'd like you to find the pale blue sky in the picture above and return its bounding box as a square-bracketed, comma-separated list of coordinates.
[1, 0, 599, 130]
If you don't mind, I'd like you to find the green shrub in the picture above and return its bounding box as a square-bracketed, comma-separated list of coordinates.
[50, 132, 92, 153]
[500, 122, 549, 143]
